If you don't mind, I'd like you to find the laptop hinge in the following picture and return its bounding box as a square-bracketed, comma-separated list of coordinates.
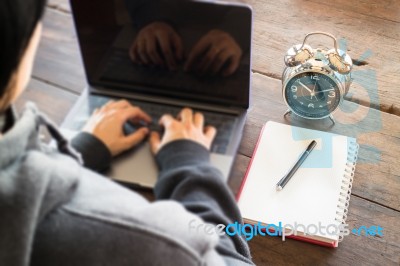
[90, 86, 246, 115]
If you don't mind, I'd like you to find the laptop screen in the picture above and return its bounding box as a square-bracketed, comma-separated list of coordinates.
[70, 0, 252, 108]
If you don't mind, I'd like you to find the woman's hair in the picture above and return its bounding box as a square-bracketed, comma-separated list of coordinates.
[0, 0, 47, 110]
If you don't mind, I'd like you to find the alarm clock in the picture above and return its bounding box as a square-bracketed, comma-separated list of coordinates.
[282, 32, 352, 124]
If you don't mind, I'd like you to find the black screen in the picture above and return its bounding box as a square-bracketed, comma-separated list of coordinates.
[70, 0, 252, 107]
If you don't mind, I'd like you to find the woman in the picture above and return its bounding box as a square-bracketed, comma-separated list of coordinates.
[0, 0, 253, 265]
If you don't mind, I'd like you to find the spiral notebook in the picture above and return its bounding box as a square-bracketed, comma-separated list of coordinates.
[237, 121, 358, 247]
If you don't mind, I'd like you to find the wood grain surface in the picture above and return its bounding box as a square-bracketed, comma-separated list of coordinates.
[245, 0, 400, 115]
[33, 8, 85, 93]
[15, 0, 400, 265]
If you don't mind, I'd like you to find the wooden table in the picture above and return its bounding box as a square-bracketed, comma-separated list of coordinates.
[18, 0, 400, 265]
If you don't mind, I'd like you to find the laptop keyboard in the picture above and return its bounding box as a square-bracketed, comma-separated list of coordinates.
[126, 100, 237, 154]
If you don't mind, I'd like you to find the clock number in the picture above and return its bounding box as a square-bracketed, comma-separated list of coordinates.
[311, 75, 319, 80]
[291, 85, 297, 92]
[308, 103, 314, 108]
[328, 91, 336, 98]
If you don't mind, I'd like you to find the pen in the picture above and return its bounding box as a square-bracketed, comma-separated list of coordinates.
[276, 140, 317, 191]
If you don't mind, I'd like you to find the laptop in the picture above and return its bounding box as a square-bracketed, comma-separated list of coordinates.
[62, 0, 253, 188]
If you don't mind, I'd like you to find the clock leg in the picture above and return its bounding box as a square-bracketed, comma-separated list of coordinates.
[284, 109, 292, 117]
[328, 114, 336, 125]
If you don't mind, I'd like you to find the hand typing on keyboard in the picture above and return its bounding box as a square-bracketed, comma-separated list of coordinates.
[82, 100, 152, 156]
[149, 108, 217, 154]
[81, 96, 234, 155]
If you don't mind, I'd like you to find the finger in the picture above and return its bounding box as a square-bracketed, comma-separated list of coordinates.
[211, 50, 232, 75]
[198, 47, 221, 73]
[108, 99, 131, 110]
[138, 39, 150, 65]
[159, 114, 175, 128]
[101, 100, 116, 111]
[172, 33, 184, 61]
[185, 38, 210, 71]
[129, 42, 139, 63]
[120, 106, 152, 124]
[134, 45, 143, 65]
[193, 112, 204, 129]
[222, 55, 241, 77]
[123, 127, 149, 148]
[204, 126, 217, 141]
[149, 131, 161, 154]
[178, 108, 193, 124]
[157, 34, 176, 70]
[146, 36, 164, 66]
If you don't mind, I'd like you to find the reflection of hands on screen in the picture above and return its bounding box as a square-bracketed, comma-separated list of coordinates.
[184, 29, 242, 77]
[129, 21, 183, 70]
[149, 108, 217, 155]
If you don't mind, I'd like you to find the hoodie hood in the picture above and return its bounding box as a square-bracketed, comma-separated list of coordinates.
[0, 103, 80, 266]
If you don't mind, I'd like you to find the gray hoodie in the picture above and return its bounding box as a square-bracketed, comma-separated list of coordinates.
[0, 103, 253, 266]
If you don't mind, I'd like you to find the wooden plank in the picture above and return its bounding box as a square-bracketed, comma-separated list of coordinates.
[33, 8, 86, 94]
[239, 73, 400, 211]
[231, 154, 400, 266]
[15, 78, 78, 125]
[47, 0, 71, 13]
[244, 0, 400, 115]
[228, 153, 251, 196]
[308, 0, 400, 23]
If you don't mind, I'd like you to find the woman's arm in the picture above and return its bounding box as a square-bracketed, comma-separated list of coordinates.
[150, 108, 253, 264]
[154, 140, 253, 264]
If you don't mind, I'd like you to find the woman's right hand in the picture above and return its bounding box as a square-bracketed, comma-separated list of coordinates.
[149, 108, 217, 154]
[82, 100, 152, 156]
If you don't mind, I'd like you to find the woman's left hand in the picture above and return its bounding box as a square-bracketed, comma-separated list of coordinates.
[82, 100, 152, 156]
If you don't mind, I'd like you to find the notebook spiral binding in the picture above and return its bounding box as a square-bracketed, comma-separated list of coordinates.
[335, 140, 359, 242]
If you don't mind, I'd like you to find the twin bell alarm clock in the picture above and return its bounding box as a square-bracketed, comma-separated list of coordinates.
[282, 32, 353, 124]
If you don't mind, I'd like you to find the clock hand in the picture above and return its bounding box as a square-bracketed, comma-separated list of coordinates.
[315, 89, 334, 93]
[298, 81, 313, 94]
[310, 80, 319, 100]
[298, 81, 314, 100]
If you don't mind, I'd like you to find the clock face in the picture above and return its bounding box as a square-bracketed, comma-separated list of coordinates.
[284, 72, 341, 118]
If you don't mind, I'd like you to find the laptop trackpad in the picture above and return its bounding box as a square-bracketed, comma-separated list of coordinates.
[110, 142, 232, 188]
[109, 142, 158, 188]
